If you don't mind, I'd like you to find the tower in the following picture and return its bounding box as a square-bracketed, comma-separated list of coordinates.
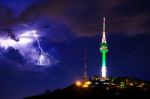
[100, 17, 108, 78]
[83, 49, 88, 82]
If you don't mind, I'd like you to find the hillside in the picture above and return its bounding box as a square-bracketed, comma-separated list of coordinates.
[24, 77, 150, 98]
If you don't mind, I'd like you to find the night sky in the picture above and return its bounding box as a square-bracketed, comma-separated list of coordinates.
[0, 0, 150, 99]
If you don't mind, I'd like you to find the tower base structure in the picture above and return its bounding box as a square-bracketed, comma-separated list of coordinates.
[101, 67, 107, 78]
[100, 67, 109, 81]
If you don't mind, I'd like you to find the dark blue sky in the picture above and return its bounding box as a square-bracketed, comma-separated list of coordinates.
[0, 0, 150, 99]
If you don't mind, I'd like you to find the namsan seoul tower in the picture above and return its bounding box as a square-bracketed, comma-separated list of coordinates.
[100, 17, 108, 78]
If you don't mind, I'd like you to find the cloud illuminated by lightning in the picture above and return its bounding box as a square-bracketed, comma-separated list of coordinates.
[0, 30, 52, 66]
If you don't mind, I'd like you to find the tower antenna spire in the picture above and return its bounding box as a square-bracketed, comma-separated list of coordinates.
[83, 48, 88, 82]
[102, 17, 106, 43]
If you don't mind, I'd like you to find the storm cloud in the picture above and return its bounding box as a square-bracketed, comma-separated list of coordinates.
[0, 0, 148, 37]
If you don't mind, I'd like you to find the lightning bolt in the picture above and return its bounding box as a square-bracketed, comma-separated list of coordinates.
[32, 30, 50, 66]
[0, 30, 51, 66]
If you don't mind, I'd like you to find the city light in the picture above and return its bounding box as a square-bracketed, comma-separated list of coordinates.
[76, 81, 82, 87]
[75, 80, 91, 88]
[82, 84, 88, 88]
[86, 81, 91, 85]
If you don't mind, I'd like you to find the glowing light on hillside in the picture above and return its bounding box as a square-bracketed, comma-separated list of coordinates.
[82, 84, 88, 88]
[76, 81, 81, 87]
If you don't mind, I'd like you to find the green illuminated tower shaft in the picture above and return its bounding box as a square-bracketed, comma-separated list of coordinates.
[100, 17, 108, 78]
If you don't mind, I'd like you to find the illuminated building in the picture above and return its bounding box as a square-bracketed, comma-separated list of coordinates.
[100, 17, 108, 78]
